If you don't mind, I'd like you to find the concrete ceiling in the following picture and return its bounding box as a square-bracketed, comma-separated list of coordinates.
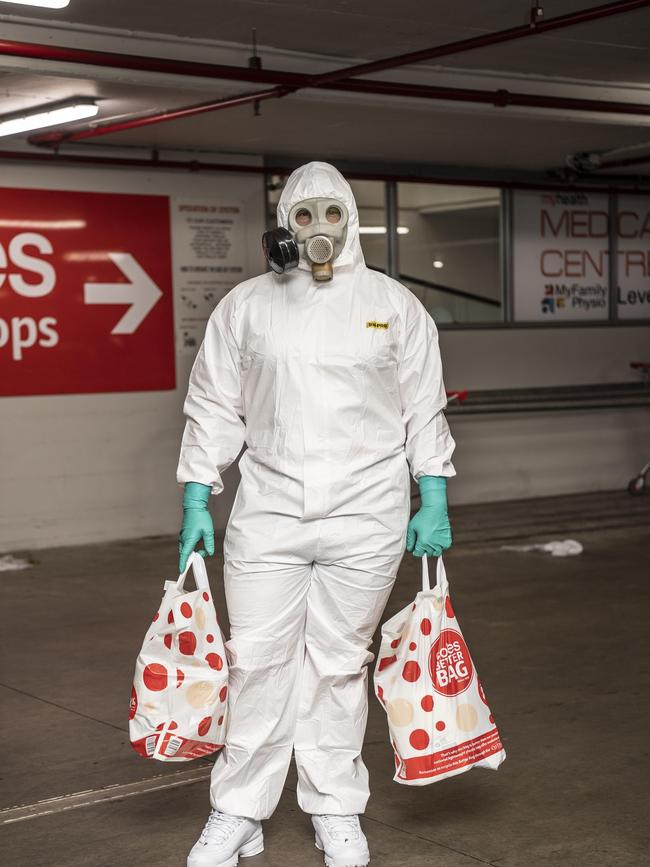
[3, 1, 650, 77]
[0, 1, 649, 178]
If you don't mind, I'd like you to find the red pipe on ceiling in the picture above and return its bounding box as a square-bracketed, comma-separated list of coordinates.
[33, 71, 650, 147]
[598, 153, 650, 169]
[32, 86, 292, 144]
[335, 78, 650, 116]
[2, 147, 650, 194]
[0, 0, 645, 145]
[308, 0, 650, 85]
[30, 79, 650, 147]
[0, 38, 307, 87]
[2, 0, 648, 89]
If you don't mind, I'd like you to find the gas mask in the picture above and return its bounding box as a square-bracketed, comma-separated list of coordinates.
[262, 198, 349, 282]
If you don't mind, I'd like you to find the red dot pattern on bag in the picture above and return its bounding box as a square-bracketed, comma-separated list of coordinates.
[429, 628, 473, 697]
[489, 714, 494, 724]
[409, 642, 417, 651]
[421, 695, 434, 712]
[436, 720, 446, 731]
[167, 610, 174, 624]
[390, 638, 400, 649]
[129, 685, 138, 720]
[206, 653, 223, 671]
[402, 661, 421, 682]
[219, 686, 228, 702]
[409, 729, 430, 750]
[156, 722, 165, 731]
[202, 592, 210, 602]
[169, 720, 178, 730]
[218, 715, 224, 726]
[176, 668, 185, 687]
[420, 618, 431, 636]
[180, 602, 192, 619]
[153, 612, 159, 622]
[143, 663, 168, 691]
[164, 634, 173, 649]
[445, 596, 455, 618]
[377, 686, 384, 700]
[206, 634, 214, 643]
[378, 655, 397, 672]
[198, 716, 212, 736]
[178, 631, 197, 656]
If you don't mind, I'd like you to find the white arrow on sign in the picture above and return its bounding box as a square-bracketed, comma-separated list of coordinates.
[84, 252, 163, 334]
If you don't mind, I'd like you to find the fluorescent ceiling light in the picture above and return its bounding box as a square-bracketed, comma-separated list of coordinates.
[0, 1, 70, 7]
[0, 101, 98, 138]
[359, 226, 409, 235]
[0, 218, 85, 229]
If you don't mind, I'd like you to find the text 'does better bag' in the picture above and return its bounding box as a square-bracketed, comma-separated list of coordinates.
[374, 557, 506, 785]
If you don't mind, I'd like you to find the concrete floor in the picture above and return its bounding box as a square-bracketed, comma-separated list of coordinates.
[1, 491, 649, 867]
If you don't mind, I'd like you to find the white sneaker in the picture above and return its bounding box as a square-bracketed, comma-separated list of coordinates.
[312, 814, 370, 867]
[187, 810, 264, 867]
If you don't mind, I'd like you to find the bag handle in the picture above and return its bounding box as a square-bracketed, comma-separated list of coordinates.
[421, 555, 447, 593]
[176, 551, 210, 591]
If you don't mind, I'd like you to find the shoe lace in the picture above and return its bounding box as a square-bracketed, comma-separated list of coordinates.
[321, 814, 360, 842]
[199, 810, 245, 845]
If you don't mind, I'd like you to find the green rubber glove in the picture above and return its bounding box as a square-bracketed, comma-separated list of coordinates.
[406, 475, 452, 558]
[179, 482, 215, 573]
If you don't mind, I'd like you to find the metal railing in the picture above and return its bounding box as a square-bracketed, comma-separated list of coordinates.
[445, 382, 650, 414]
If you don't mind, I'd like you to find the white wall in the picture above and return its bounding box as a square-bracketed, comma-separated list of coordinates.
[0, 160, 265, 553]
[399, 205, 502, 324]
[449, 407, 648, 505]
[440, 326, 650, 390]
[1, 164, 648, 552]
[440, 326, 650, 504]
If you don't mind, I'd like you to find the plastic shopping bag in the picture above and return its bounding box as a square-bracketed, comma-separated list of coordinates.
[129, 552, 228, 761]
[374, 556, 506, 785]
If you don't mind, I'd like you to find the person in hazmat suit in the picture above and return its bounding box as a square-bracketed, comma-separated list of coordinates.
[177, 162, 455, 867]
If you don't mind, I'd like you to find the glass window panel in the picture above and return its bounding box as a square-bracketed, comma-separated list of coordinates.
[397, 183, 502, 324]
[349, 179, 387, 273]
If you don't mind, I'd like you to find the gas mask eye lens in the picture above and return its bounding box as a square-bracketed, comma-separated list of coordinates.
[295, 208, 312, 227]
[326, 205, 342, 224]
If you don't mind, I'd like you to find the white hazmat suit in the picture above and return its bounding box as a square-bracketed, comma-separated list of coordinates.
[177, 162, 455, 819]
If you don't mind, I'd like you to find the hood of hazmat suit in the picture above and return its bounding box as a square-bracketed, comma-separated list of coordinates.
[177, 161, 456, 820]
[276, 159, 362, 276]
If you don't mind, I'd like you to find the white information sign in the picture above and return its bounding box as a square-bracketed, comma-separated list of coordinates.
[513, 191, 609, 321]
[616, 196, 650, 320]
[171, 199, 246, 355]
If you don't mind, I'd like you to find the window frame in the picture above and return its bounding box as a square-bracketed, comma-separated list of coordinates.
[265, 173, 650, 329]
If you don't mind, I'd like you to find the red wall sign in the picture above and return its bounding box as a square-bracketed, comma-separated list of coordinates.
[0, 187, 175, 396]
